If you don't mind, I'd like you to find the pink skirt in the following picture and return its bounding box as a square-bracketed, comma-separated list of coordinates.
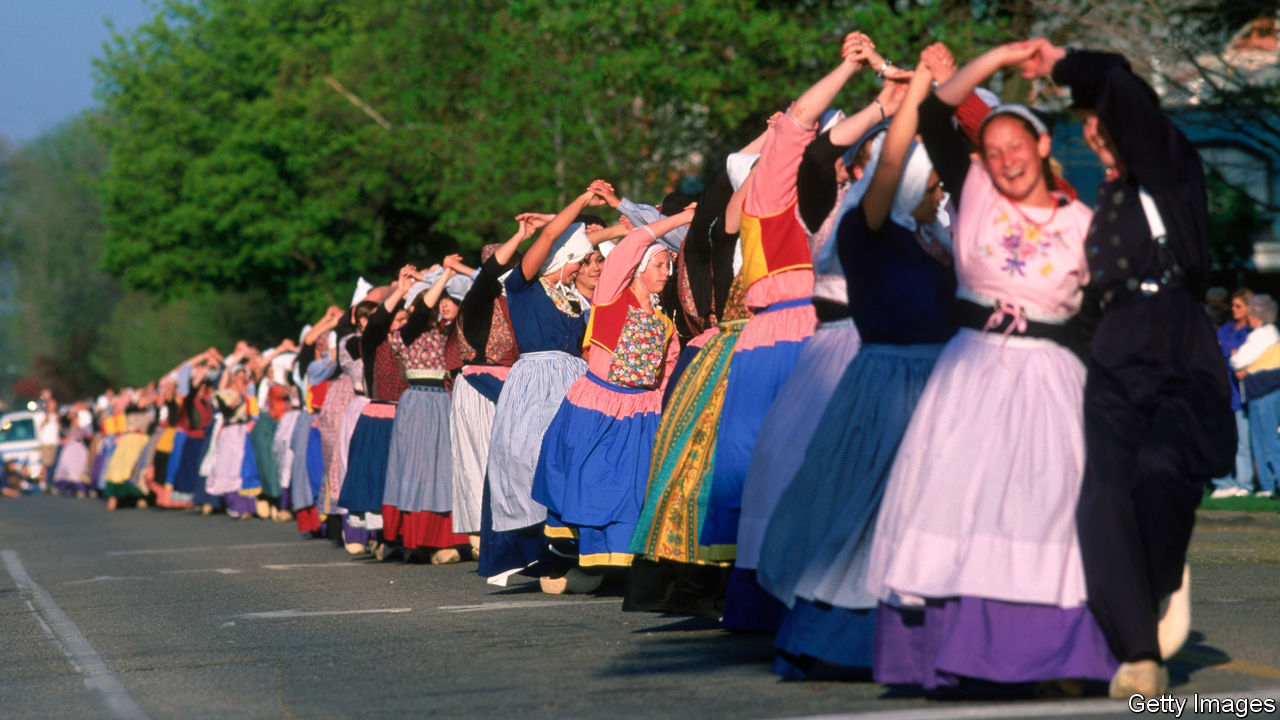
[867, 329, 1089, 608]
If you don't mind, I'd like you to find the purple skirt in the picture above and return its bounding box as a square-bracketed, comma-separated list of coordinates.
[873, 596, 1118, 688]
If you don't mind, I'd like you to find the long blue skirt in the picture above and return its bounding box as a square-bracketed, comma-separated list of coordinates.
[337, 409, 396, 514]
[533, 373, 661, 565]
[172, 433, 208, 495]
[736, 317, 860, 570]
[701, 344, 807, 552]
[756, 343, 943, 667]
[288, 409, 315, 511]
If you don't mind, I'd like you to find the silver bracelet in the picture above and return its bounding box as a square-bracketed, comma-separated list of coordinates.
[877, 60, 891, 78]
[874, 98, 886, 122]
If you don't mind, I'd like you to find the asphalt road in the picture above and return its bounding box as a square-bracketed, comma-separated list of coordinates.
[2, 496, 1278, 719]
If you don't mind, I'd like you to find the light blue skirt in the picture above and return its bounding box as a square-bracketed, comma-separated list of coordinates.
[736, 317, 860, 570]
[486, 351, 587, 532]
[288, 408, 315, 511]
[384, 385, 452, 514]
[756, 342, 943, 610]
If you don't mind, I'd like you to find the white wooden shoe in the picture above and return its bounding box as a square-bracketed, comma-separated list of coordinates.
[1108, 659, 1168, 699]
[430, 548, 461, 565]
[1158, 563, 1192, 659]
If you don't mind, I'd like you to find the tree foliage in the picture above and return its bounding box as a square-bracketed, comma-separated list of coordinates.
[0, 115, 118, 400]
[88, 288, 297, 388]
[94, 0, 1008, 320]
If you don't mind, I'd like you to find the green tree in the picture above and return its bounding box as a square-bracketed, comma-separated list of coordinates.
[88, 288, 296, 388]
[0, 115, 119, 400]
[95, 0, 1008, 321]
[1206, 168, 1261, 277]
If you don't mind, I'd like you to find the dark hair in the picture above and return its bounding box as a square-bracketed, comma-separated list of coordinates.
[661, 191, 697, 217]
[978, 113, 1055, 196]
[352, 300, 378, 326]
[576, 214, 606, 228]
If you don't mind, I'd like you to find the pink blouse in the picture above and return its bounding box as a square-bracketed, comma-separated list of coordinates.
[954, 163, 1092, 323]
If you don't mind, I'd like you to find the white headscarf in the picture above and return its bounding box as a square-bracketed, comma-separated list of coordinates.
[725, 152, 759, 192]
[539, 223, 592, 277]
[634, 242, 674, 280]
[822, 133, 952, 275]
[349, 276, 373, 308]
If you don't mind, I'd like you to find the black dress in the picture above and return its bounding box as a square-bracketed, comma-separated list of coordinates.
[1054, 50, 1235, 664]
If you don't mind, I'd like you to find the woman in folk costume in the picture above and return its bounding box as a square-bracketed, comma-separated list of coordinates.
[479, 184, 608, 583]
[271, 390, 301, 522]
[103, 405, 155, 510]
[624, 138, 758, 617]
[289, 310, 342, 534]
[736, 69, 913, 608]
[141, 378, 182, 507]
[206, 355, 261, 519]
[532, 207, 695, 594]
[705, 32, 886, 631]
[246, 343, 299, 520]
[171, 351, 220, 507]
[313, 301, 370, 524]
[248, 382, 292, 520]
[52, 425, 91, 498]
[757, 49, 956, 678]
[1023, 40, 1235, 698]
[332, 295, 383, 547]
[445, 222, 528, 557]
[337, 279, 413, 551]
[380, 261, 473, 563]
[865, 41, 1113, 689]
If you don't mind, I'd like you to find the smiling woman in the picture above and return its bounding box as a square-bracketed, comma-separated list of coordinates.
[862, 40, 1111, 691]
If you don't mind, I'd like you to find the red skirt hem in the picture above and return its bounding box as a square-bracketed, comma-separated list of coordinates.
[382, 504, 403, 542]
[403, 511, 469, 550]
[295, 506, 322, 534]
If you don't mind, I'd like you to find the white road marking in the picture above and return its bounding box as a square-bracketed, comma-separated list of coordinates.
[105, 541, 299, 556]
[769, 688, 1280, 720]
[158, 568, 242, 576]
[2, 549, 151, 720]
[66, 576, 151, 585]
[438, 599, 620, 613]
[261, 561, 364, 570]
[226, 608, 413, 620]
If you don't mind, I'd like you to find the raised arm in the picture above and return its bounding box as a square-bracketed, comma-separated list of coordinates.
[596, 207, 697, 303]
[420, 261, 456, 310]
[382, 265, 419, 313]
[792, 32, 878, 128]
[1040, 43, 1193, 192]
[935, 41, 1041, 107]
[303, 307, 342, 345]
[916, 43, 976, 206]
[862, 58, 934, 232]
[520, 184, 607, 282]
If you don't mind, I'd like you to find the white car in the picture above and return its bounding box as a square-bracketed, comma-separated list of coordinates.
[0, 410, 43, 479]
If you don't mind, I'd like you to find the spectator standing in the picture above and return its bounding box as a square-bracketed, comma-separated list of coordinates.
[1235, 294, 1280, 498]
[35, 390, 59, 489]
[1211, 288, 1256, 498]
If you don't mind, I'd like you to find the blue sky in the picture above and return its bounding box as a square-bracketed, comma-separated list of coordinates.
[0, 0, 155, 144]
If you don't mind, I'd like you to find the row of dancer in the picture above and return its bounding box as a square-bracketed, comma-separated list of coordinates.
[43, 32, 1232, 700]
